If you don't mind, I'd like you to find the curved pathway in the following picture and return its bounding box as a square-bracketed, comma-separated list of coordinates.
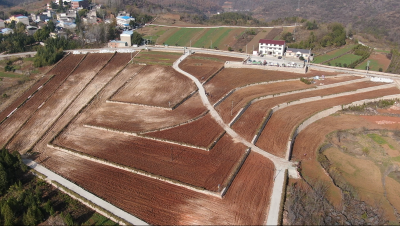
[173, 51, 295, 225]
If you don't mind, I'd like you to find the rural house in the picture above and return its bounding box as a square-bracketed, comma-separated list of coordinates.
[258, 39, 286, 56]
[0, 19, 4, 29]
[108, 40, 127, 48]
[285, 48, 312, 60]
[116, 16, 135, 28]
[71, 0, 89, 9]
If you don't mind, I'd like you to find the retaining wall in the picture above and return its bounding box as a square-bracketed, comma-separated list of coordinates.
[224, 61, 306, 74]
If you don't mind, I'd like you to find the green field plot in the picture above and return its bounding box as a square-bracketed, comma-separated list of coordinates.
[164, 28, 204, 46]
[213, 28, 233, 49]
[193, 28, 229, 48]
[356, 59, 384, 71]
[325, 54, 362, 66]
[313, 44, 355, 63]
[0, 71, 24, 78]
[144, 29, 167, 43]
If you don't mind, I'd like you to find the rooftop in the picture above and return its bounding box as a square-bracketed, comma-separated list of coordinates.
[117, 16, 132, 20]
[259, 39, 285, 45]
[286, 48, 310, 54]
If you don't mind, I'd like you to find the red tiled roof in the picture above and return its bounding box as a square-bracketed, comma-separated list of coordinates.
[259, 39, 285, 45]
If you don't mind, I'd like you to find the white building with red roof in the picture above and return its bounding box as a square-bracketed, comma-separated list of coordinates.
[258, 39, 286, 56]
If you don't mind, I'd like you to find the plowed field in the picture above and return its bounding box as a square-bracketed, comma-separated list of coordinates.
[0, 54, 86, 148]
[233, 80, 383, 142]
[39, 149, 273, 225]
[53, 125, 245, 191]
[204, 68, 338, 104]
[133, 51, 181, 66]
[85, 92, 207, 133]
[180, 53, 242, 82]
[143, 113, 224, 148]
[6, 53, 113, 152]
[256, 87, 400, 158]
[111, 65, 197, 108]
[216, 80, 312, 123]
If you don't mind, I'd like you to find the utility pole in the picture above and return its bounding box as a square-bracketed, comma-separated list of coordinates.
[231, 101, 233, 116]
[246, 45, 247, 54]
[211, 40, 212, 49]
[366, 60, 370, 76]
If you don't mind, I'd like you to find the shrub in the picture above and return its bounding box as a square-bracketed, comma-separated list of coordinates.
[228, 47, 233, 51]
[379, 67, 383, 72]
[300, 77, 312, 84]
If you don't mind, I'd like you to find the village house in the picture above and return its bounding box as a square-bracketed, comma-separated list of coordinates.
[116, 16, 135, 28]
[71, 0, 89, 9]
[120, 30, 133, 46]
[26, 26, 38, 35]
[258, 39, 286, 56]
[0, 19, 5, 29]
[8, 15, 30, 26]
[108, 40, 127, 48]
[285, 48, 313, 61]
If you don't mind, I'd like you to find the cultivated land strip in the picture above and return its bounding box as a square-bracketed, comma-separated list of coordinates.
[22, 158, 149, 225]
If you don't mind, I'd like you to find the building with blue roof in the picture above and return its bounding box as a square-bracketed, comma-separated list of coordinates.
[116, 16, 135, 27]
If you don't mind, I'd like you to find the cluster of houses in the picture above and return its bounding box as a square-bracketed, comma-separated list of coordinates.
[0, 0, 136, 43]
[257, 39, 313, 61]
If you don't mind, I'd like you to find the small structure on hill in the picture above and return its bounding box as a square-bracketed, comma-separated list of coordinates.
[120, 30, 133, 46]
[285, 48, 313, 61]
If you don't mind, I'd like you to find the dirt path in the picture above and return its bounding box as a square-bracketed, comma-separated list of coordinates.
[174, 52, 295, 225]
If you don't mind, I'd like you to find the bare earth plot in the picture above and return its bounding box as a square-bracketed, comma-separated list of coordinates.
[256, 87, 400, 158]
[233, 80, 383, 142]
[180, 53, 242, 82]
[6, 53, 114, 152]
[38, 149, 273, 225]
[0, 54, 86, 148]
[204, 68, 338, 104]
[111, 65, 197, 108]
[216, 80, 313, 124]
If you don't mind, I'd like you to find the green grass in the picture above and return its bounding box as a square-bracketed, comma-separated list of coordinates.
[164, 28, 204, 47]
[140, 51, 181, 56]
[213, 28, 232, 49]
[0, 71, 24, 78]
[367, 133, 387, 145]
[392, 156, 400, 162]
[325, 54, 362, 66]
[143, 29, 167, 43]
[313, 44, 356, 63]
[82, 213, 118, 226]
[356, 59, 384, 71]
[193, 28, 227, 48]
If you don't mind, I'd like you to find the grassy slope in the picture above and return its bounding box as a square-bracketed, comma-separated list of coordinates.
[313, 44, 355, 63]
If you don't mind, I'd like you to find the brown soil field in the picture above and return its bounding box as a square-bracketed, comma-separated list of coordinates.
[377, 104, 400, 115]
[245, 28, 273, 53]
[111, 65, 197, 108]
[133, 51, 181, 66]
[0, 54, 86, 148]
[265, 27, 284, 40]
[313, 75, 361, 86]
[233, 80, 381, 142]
[53, 124, 245, 191]
[84, 92, 207, 133]
[32, 62, 144, 155]
[180, 53, 242, 82]
[0, 74, 52, 122]
[38, 149, 273, 225]
[256, 87, 400, 158]
[143, 113, 224, 148]
[204, 68, 338, 104]
[360, 115, 400, 130]
[217, 80, 313, 124]
[6, 53, 113, 152]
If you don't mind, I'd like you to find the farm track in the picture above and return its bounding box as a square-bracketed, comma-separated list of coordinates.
[233, 80, 383, 142]
[6, 53, 114, 152]
[256, 87, 400, 158]
[0, 54, 86, 148]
